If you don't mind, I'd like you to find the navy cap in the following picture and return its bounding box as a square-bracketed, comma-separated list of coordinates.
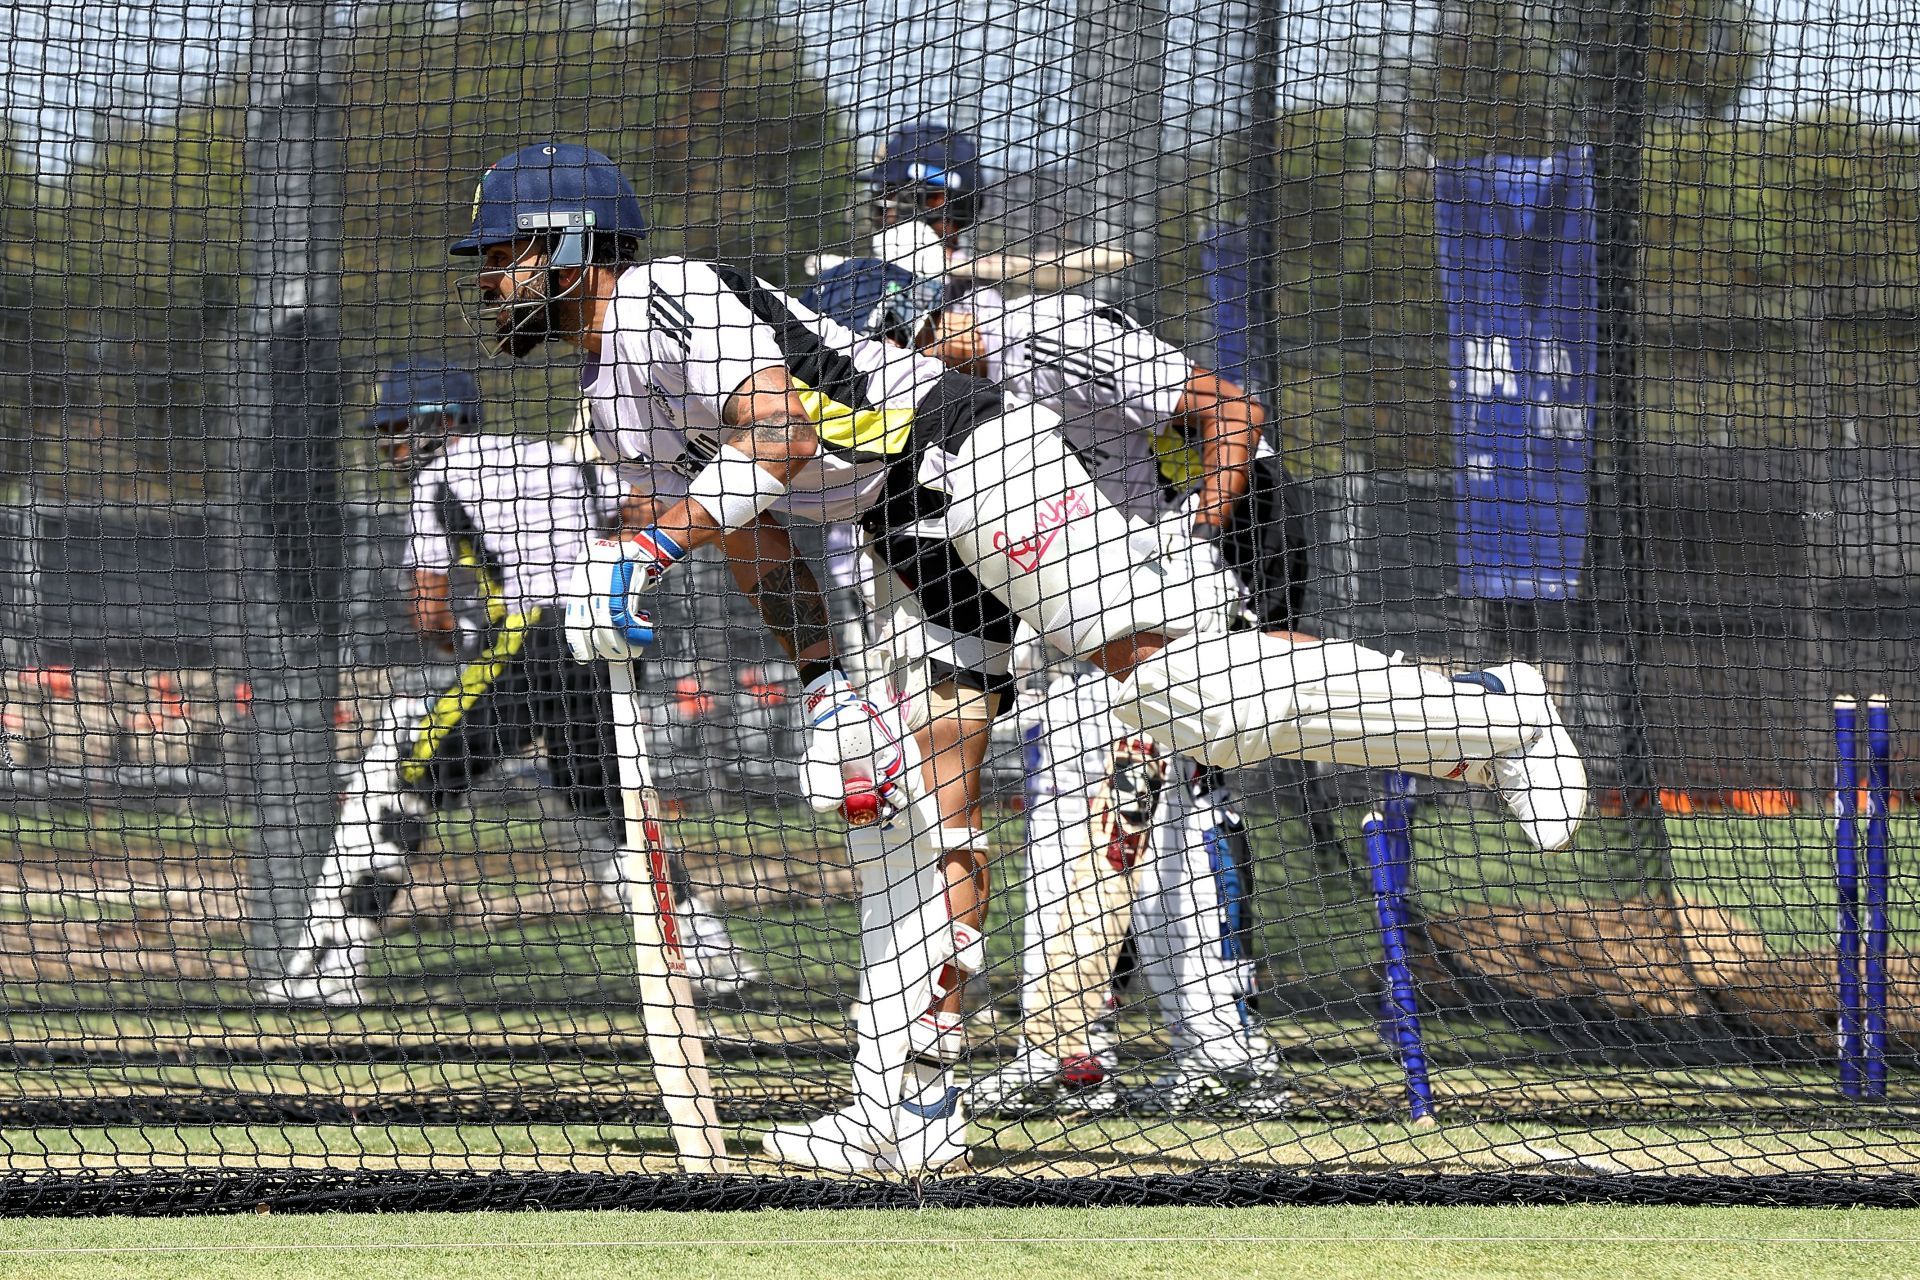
[366, 359, 482, 429]
[861, 125, 983, 195]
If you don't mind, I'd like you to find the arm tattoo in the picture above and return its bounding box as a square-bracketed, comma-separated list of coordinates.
[722, 413, 812, 456]
[743, 557, 834, 660]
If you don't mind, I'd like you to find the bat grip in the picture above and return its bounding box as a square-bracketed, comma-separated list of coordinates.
[841, 778, 882, 826]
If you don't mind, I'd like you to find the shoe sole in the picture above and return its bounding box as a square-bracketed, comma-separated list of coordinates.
[255, 983, 364, 1009]
[968, 1065, 1059, 1116]
[876, 1116, 971, 1175]
[1127, 1080, 1294, 1118]
[874, 1147, 970, 1175]
[969, 1087, 1053, 1118]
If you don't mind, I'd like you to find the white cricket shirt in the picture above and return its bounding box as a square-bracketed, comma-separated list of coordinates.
[581, 258, 952, 524]
[407, 434, 617, 624]
[955, 288, 1192, 523]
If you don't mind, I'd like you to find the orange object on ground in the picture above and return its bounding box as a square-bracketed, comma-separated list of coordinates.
[20, 667, 75, 700]
[1657, 789, 1696, 815]
[739, 669, 787, 708]
[150, 674, 190, 721]
[1727, 789, 1796, 816]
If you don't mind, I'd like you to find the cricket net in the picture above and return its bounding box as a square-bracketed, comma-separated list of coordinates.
[0, 0, 1915, 1213]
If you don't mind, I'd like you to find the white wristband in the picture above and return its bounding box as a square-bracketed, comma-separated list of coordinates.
[686, 444, 789, 531]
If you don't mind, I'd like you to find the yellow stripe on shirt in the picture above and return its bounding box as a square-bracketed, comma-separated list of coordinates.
[1152, 425, 1203, 490]
[400, 607, 540, 786]
[453, 535, 511, 627]
[795, 381, 917, 459]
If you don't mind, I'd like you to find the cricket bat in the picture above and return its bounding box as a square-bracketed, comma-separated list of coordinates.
[607, 658, 732, 1174]
[1028, 735, 1167, 1066]
[801, 244, 1134, 291]
[951, 247, 1135, 289]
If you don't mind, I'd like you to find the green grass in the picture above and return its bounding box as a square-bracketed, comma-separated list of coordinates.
[0, 1206, 1917, 1279]
[0, 1109, 1914, 1180]
[0, 799, 1913, 1183]
[1408, 810, 1920, 949]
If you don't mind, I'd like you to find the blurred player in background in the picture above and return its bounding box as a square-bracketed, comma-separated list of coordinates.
[862, 123, 983, 278]
[260, 357, 749, 1007]
[802, 259, 1291, 1114]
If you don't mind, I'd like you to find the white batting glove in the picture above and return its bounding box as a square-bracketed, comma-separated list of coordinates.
[1156, 512, 1238, 635]
[800, 670, 908, 826]
[564, 537, 667, 663]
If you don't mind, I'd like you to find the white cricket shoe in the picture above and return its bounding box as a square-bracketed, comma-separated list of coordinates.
[1456, 662, 1588, 852]
[256, 869, 406, 1008]
[969, 1043, 1055, 1116]
[762, 1090, 967, 1175]
[878, 1064, 969, 1174]
[256, 936, 369, 1008]
[680, 893, 760, 1001]
[1136, 1027, 1290, 1116]
[761, 1104, 888, 1172]
[685, 947, 759, 1002]
[969, 1042, 1119, 1116]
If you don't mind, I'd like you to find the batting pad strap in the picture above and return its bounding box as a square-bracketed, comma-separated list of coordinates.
[937, 825, 989, 855]
[949, 921, 986, 975]
[686, 444, 788, 531]
[910, 1010, 967, 1066]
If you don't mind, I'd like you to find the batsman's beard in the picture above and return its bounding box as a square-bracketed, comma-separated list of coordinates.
[468, 265, 583, 360]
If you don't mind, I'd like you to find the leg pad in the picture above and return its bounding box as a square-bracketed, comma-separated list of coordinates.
[1114, 631, 1545, 772]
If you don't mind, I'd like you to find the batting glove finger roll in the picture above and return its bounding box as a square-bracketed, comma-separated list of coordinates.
[565, 537, 665, 663]
[800, 669, 908, 825]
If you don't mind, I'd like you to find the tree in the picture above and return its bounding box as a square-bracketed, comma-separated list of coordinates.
[1412, 0, 1765, 160]
[2, 0, 856, 460]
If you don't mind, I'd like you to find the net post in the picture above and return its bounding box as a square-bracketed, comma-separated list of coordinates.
[233, 1, 348, 977]
[1865, 696, 1892, 1100]
[1834, 696, 1863, 1099]
[1071, 0, 1168, 318]
[1365, 774, 1433, 1125]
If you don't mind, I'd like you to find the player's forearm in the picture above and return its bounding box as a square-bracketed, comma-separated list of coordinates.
[1191, 418, 1256, 534]
[1181, 371, 1262, 535]
[722, 520, 837, 676]
[926, 311, 986, 375]
[409, 570, 458, 648]
[648, 413, 821, 555]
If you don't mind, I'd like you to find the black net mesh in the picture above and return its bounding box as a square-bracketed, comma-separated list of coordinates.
[0, 0, 1915, 1213]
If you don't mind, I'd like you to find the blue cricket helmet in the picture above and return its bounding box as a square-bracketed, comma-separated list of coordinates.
[862, 124, 984, 228]
[800, 259, 945, 346]
[450, 141, 649, 262]
[366, 358, 482, 429]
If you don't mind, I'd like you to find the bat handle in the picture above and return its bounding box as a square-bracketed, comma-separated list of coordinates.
[841, 779, 882, 827]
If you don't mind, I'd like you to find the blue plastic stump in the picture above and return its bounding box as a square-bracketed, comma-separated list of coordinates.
[1363, 776, 1433, 1123]
[1866, 698, 1892, 1101]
